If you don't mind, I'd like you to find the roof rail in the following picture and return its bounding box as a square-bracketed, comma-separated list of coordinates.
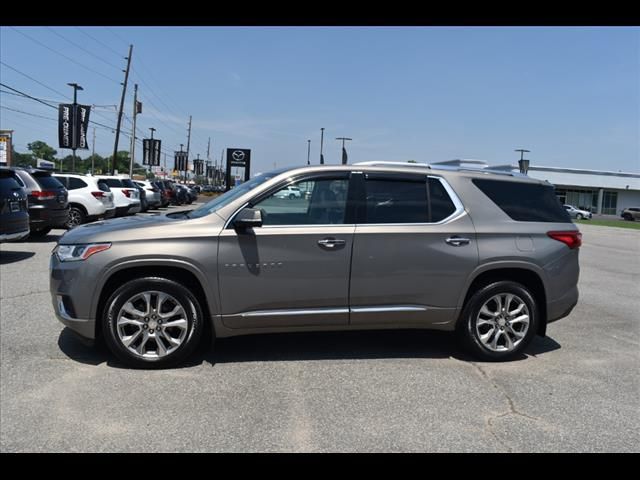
[353, 160, 526, 177]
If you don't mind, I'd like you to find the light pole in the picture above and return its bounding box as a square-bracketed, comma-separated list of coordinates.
[336, 137, 352, 165]
[515, 148, 530, 174]
[67, 82, 83, 172]
[319, 128, 325, 164]
[307, 139, 311, 165]
[147, 127, 156, 178]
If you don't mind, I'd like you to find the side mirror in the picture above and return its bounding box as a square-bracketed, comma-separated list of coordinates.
[233, 207, 263, 230]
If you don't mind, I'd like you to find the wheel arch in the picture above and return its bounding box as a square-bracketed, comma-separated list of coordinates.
[94, 263, 215, 344]
[458, 265, 548, 336]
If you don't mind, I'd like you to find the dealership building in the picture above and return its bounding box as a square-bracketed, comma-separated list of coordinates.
[523, 166, 640, 216]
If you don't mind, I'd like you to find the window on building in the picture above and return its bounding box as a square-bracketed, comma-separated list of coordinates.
[601, 191, 618, 215]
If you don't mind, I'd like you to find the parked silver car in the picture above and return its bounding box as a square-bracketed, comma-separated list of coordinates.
[50, 162, 580, 368]
[563, 204, 592, 220]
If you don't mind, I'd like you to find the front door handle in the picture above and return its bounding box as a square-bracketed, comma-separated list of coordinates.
[318, 238, 346, 249]
[445, 236, 470, 247]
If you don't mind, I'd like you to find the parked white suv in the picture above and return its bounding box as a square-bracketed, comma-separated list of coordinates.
[134, 180, 162, 209]
[273, 185, 302, 199]
[96, 175, 141, 216]
[53, 174, 116, 228]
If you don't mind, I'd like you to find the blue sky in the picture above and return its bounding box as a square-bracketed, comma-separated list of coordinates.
[1, 26, 638, 173]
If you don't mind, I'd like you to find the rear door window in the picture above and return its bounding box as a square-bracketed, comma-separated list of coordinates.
[364, 178, 428, 224]
[68, 177, 88, 190]
[472, 178, 571, 223]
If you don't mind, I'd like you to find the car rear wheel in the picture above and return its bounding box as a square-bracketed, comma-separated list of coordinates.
[66, 206, 85, 229]
[103, 277, 205, 369]
[457, 281, 539, 361]
[623, 213, 633, 221]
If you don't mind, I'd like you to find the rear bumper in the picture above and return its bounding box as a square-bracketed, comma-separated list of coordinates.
[547, 285, 579, 324]
[29, 207, 69, 230]
[0, 228, 30, 242]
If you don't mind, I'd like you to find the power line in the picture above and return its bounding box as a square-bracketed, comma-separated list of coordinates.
[9, 27, 122, 85]
[0, 105, 58, 122]
[0, 61, 72, 100]
[45, 27, 124, 71]
[75, 27, 125, 59]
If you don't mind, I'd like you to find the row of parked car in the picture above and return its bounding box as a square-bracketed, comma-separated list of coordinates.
[0, 167, 199, 242]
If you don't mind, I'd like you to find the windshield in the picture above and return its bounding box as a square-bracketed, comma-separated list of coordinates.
[187, 167, 292, 219]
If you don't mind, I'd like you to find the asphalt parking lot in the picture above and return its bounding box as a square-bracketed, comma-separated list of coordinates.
[1, 215, 638, 452]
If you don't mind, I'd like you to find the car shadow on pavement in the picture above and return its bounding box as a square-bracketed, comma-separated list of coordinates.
[57, 327, 562, 369]
[0, 250, 36, 265]
[192, 329, 563, 366]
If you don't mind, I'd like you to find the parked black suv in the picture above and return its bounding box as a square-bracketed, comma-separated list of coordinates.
[12, 168, 68, 237]
[0, 168, 29, 242]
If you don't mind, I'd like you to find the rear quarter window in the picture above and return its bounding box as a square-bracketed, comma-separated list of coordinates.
[0, 174, 22, 195]
[103, 178, 123, 188]
[472, 178, 571, 223]
[32, 173, 65, 190]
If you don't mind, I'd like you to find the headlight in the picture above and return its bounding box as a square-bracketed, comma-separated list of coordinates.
[55, 243, 111, 262]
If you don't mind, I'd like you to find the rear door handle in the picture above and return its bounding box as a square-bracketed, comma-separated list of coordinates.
[445, 236, 470, 246]
[318, 238, 346, 249]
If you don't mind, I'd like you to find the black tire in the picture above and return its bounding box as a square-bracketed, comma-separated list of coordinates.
[457, 281, 539, 361]
[623, 213, 633, 221]
[102, 277, 205, 369]
[30, 227, 51, 237]
[66, 206, 86, 229]
[289, 193, 295, 200]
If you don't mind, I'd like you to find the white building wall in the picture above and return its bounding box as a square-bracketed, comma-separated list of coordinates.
[617, 190, 640, 214]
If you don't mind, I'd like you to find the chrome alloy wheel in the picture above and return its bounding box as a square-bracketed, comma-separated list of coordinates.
[67, 208, 83, 228]
[475, 293, 530, 353]
[116, 291, 189, 360]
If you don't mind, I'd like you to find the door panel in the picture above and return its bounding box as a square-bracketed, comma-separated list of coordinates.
[349, 173, 478, 326]
[218, 226, 355, 328]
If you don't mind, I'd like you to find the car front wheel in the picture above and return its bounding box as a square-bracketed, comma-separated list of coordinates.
[102, 277, 205, 368]
[458, 281, 539, 361]
[576, 213, 583, 220]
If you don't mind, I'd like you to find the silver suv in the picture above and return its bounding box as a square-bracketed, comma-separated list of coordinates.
[50, 162, 581, 368]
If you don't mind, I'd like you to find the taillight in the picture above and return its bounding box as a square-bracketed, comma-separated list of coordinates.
[31, 191, 56, 200]
[547, 231, 582, 249]
[91, 191, 105, 199]
[122, 189, 133, 198]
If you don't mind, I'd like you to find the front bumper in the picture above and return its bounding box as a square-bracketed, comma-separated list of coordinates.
[50, 253, 99, 340]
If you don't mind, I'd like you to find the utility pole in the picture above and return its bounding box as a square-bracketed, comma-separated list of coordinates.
[220, 148, 224, 188]
[129, 83, 138, 178]
[336, 137, 352, 165]
[67, 82, 83, 173]
[307, 139, 311, 165]
[91, 127, 96, 175]
[206, 137, 211, 185]
[185, 115, 192, 184]
[319, 127, 325, 164]
[179, 143, 184, 182]
[112, 44, 133, 175]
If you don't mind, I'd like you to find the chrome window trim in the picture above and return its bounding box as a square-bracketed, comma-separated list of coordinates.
[223, 173, 466, 229]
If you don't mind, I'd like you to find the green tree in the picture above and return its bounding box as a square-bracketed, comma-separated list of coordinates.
[27, 141, 57, 162]
[11, 147, 36, 167]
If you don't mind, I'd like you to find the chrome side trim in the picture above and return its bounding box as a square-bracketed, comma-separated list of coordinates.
[239, 308, 349, 317]
[351, 305, 429, 313]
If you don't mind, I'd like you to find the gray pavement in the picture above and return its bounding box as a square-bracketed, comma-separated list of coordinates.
[1, 218, 638, 452]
